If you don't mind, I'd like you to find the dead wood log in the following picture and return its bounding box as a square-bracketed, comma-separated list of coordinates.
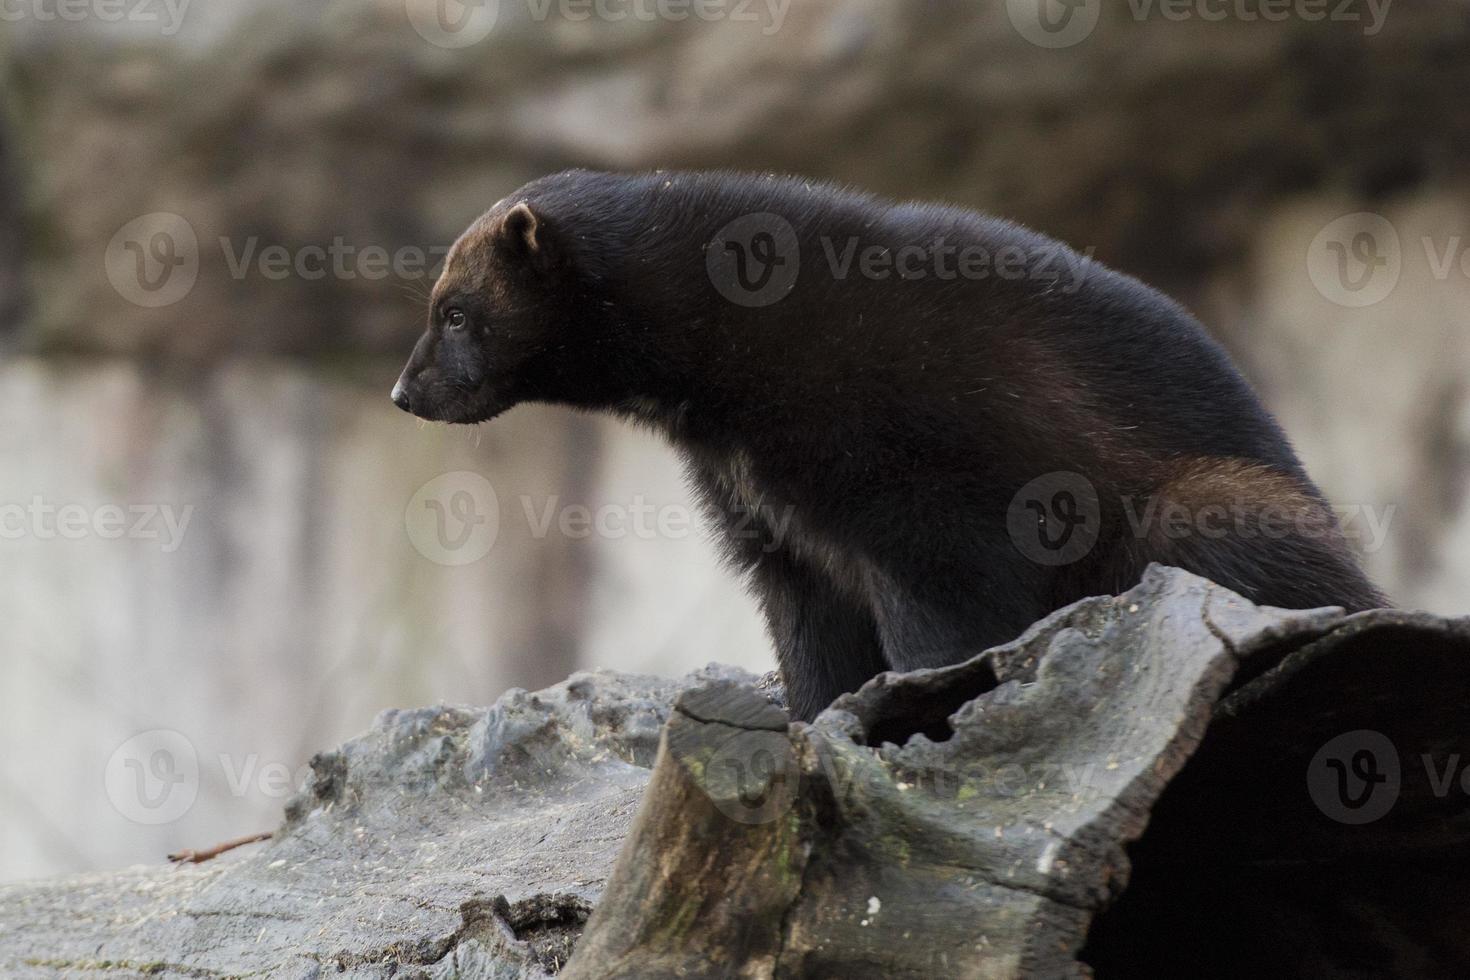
[564, 565, 1343, 978]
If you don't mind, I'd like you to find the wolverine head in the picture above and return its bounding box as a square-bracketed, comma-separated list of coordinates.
[391, 198, 569, 424]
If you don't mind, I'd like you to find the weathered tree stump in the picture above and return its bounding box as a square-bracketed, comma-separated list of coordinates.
[564, 566, 1345, 977]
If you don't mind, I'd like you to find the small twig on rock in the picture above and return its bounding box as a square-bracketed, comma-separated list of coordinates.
[168, 832, 274, 865]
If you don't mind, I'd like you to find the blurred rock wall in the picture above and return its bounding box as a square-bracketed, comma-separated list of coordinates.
[2, 0, 1469, 881]
[6, 1, 1470, 356]
[0, 361, 773, 881]
[0, 89, 21, 340]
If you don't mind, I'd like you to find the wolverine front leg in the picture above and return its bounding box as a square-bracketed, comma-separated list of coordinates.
[687, 455, 887, 720]
[749, 549, 890, 722]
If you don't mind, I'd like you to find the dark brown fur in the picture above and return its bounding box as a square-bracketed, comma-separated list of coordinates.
[392, 170, 1387, 721]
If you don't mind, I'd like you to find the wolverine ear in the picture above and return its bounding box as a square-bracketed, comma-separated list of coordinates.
[500, 202, 545, 260]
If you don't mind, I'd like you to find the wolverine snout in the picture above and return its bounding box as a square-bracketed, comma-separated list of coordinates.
[390, 379, 412, 413]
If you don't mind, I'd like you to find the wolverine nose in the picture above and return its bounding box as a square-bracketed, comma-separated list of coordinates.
[391, 380, 411, 413]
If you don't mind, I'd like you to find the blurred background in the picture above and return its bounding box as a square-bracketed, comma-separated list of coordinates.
[2, 0, 1468, 882]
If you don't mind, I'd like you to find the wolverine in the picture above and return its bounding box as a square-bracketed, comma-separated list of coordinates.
[392, 170, 1385, 722]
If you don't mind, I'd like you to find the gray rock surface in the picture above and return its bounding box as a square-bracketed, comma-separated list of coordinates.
[5, 567, 1470, 977]
[0, 664, 756, 979]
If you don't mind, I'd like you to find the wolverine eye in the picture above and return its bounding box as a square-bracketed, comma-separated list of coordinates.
[445, 308, 468, 330]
